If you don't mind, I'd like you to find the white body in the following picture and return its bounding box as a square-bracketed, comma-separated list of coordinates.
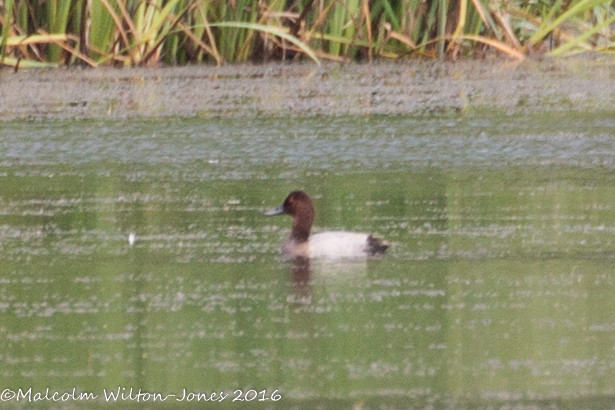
[282, 231, 373, 260]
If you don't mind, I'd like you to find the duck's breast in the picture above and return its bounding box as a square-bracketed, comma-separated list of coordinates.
[281, 238, 310, 260]
[308, 231, 371, 259]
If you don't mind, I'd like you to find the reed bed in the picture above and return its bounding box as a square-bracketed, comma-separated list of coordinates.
[1, 0, 614, 68]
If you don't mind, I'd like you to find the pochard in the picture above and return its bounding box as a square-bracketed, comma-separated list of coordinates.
[265, 190, 388, 259]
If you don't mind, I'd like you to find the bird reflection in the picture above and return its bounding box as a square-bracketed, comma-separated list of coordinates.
[288, 256, 313, 306]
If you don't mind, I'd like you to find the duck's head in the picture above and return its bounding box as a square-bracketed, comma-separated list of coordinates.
[265, 190, 313, 217]
[265, 190, 315, 242]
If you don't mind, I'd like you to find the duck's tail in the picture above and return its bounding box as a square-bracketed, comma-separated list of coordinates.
[367, 235, 389, 256]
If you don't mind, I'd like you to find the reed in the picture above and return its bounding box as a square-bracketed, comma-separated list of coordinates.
[0, 0, 614, 68]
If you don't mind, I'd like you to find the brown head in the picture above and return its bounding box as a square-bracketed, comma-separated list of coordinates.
[264, 190, 315, 243]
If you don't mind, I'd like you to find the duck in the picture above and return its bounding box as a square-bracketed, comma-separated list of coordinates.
[265, 190, 388, 259]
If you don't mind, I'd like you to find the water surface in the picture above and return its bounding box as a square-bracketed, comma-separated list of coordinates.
[2, 112, 615, 409]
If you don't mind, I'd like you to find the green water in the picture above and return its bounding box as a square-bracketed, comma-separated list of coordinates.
[2, 113, 615, 409]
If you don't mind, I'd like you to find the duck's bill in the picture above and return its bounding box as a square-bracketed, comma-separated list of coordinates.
[264, 204, 285, 216]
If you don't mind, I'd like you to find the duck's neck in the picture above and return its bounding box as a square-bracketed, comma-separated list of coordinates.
[290, 207, 313, 244]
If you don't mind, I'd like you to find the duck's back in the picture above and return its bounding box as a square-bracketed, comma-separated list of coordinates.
[308, 231, 381, 259]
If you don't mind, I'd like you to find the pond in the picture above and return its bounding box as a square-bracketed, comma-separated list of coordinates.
[2, 77, 615, 409]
